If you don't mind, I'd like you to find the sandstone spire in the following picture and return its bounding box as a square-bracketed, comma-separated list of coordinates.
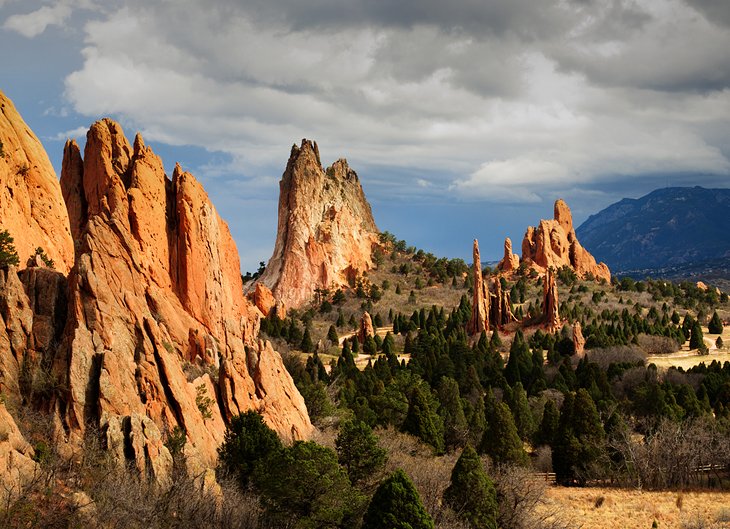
[573, 321, 585, 357]
[359, 311, 375, 343]
[252, 140, 379, 309]
[497, 237, 520, 274]
[520, 199, 610, 282]
[0, 90, 73, 272]
[467, 239, 490, 335]
[543, 268, 561, 333]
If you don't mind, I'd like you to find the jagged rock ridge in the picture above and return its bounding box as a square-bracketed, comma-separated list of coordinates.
[0, 90, 74, 272]
[253, 139, 379, 309]
[53, 119, 312, 472]
[499, 199, 610, 283]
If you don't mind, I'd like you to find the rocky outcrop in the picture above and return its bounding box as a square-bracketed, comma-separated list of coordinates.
[467, 239, 516, 336]
[249, 283, 285, 319]
[54, 119, 311, 474]
[0, 90, 74, 273]
[573, 321, 585, 357]
[358, 311, 375, 343]
[253, 140, 379, 309]
[520, 200, 610, 282]
[497, 238, 520, 274]
[0, 402, 38, 505]
[543, 268, 561, 333]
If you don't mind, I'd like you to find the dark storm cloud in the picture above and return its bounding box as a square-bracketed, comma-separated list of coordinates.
[684, 0, 730, 27]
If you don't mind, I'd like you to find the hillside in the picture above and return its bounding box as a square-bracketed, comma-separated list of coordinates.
[576, 187, 730, 272]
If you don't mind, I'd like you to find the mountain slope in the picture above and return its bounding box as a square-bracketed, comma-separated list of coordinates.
[576, 187, 730, 272]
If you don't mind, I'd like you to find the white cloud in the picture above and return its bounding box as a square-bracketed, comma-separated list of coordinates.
[4, 3, 72, 37]
[56, 0, 730, 210]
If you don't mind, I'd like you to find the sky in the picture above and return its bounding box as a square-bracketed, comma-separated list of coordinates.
[1, 0, 729, 271]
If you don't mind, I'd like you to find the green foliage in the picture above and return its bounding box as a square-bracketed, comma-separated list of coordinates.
[335, 419, 387, 485]
[402, 384, 445, 453]
[0, 230, 19, 268]
[217, 411, 282, 488]
[327, 324, 339, 344]
[480, 401, 528, 466]
[708, 311, 724, 334]
[506, 382, 536, 441]
[535, 399, 559, 446]
[254, 441, 362, 529]
[163, 426, 187, 459]
[195, 384, 214, 419]
[552, 389, 606, 485]
[443, 445, 498, 529]
[32, 247, 55, 268]
[362, 469, 434, 529]
[301, 326, 314, 353]
[437, 377, 468, 450]
[689, 321, 707, 353]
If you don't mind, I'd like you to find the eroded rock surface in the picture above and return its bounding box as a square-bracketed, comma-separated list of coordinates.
[543, 268, 561, 333]
[520, 200, 610, 282]
[253, 140, 379, 308]
[0, 90, 73, 272]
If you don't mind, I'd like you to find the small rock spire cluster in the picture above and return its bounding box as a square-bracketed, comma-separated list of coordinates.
[466, 239, 516, 336]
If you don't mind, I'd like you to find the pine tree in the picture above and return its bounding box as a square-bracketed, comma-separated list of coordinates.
[480, 401, 528, 466]
[402, 385, 445, 453]
[708, 311, 724, 334]
[0, 230, 19, 268]
[689, 321, 706, 353]
[437, 377, 468, 450]
[443, 445, 498, 529]
[300, 326, 314, 353]
[336, 419, 387, 485]
[535, 399, 559, 446]
[362, 469, 434, 529]
[327, 324, 339, 344]
[218, 411, 282, 488]
[507, 382, 536, 441]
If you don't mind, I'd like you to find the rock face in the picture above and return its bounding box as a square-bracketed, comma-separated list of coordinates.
[358, 311, 375, 343]
[543, 268, 561, 333]
[497, 238, 520, 274]
[0, 90, 74, 273]
[573, 321, 585, 357]
[467, 239, 516, 335]
[520, 200, 610, 282]
[0, 401, 38, 505]
[250, 283, 281, 318]
[253, 140, 379, 309]
[53, 119, 311, 473]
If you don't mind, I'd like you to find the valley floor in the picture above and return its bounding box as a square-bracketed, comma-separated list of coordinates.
[539, 486, 730, 529]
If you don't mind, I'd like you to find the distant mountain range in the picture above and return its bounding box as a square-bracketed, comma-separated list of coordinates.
[576, 187, 730, 279]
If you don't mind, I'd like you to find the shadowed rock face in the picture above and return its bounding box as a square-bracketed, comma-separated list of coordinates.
[517, 199, 610, 283]
[54, 119, 311, 473]
[253, 139, 379, 309]
[0, 90, 74, 273]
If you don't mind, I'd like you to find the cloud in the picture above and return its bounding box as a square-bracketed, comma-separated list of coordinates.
[4, 3, 72, 37]
[57, 0, 729, 216]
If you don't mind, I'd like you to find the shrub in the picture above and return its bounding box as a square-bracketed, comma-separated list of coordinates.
[443, 445, 498, 529]
[362, 469, 434, 529]
[335, 419, 387, 485]
[0, 229, 19, 268]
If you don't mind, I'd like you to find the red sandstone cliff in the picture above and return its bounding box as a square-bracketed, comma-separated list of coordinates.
[252, 140, 379, 309]
[55, 120, 311, 471]
[0, 90, 74, 272]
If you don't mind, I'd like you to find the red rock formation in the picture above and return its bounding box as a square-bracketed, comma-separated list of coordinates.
[467, 239, 516, 336]
[467, 240, 490, 335]
[0, 90, 74, 272]
[543, 268, 561, 333]
[520, 200, 610, 282]
[573, 321, 585, 357]
[0, 401, 38, 504]
[250, 283, 279, 318]
[497, 238, 520, 274]
[55, 119, 311, 473]
[253, 140, 379, 309]
[358, 311, 375, 343]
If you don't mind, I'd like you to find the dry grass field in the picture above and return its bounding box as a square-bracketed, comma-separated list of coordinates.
[539, 486, 730, 529]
